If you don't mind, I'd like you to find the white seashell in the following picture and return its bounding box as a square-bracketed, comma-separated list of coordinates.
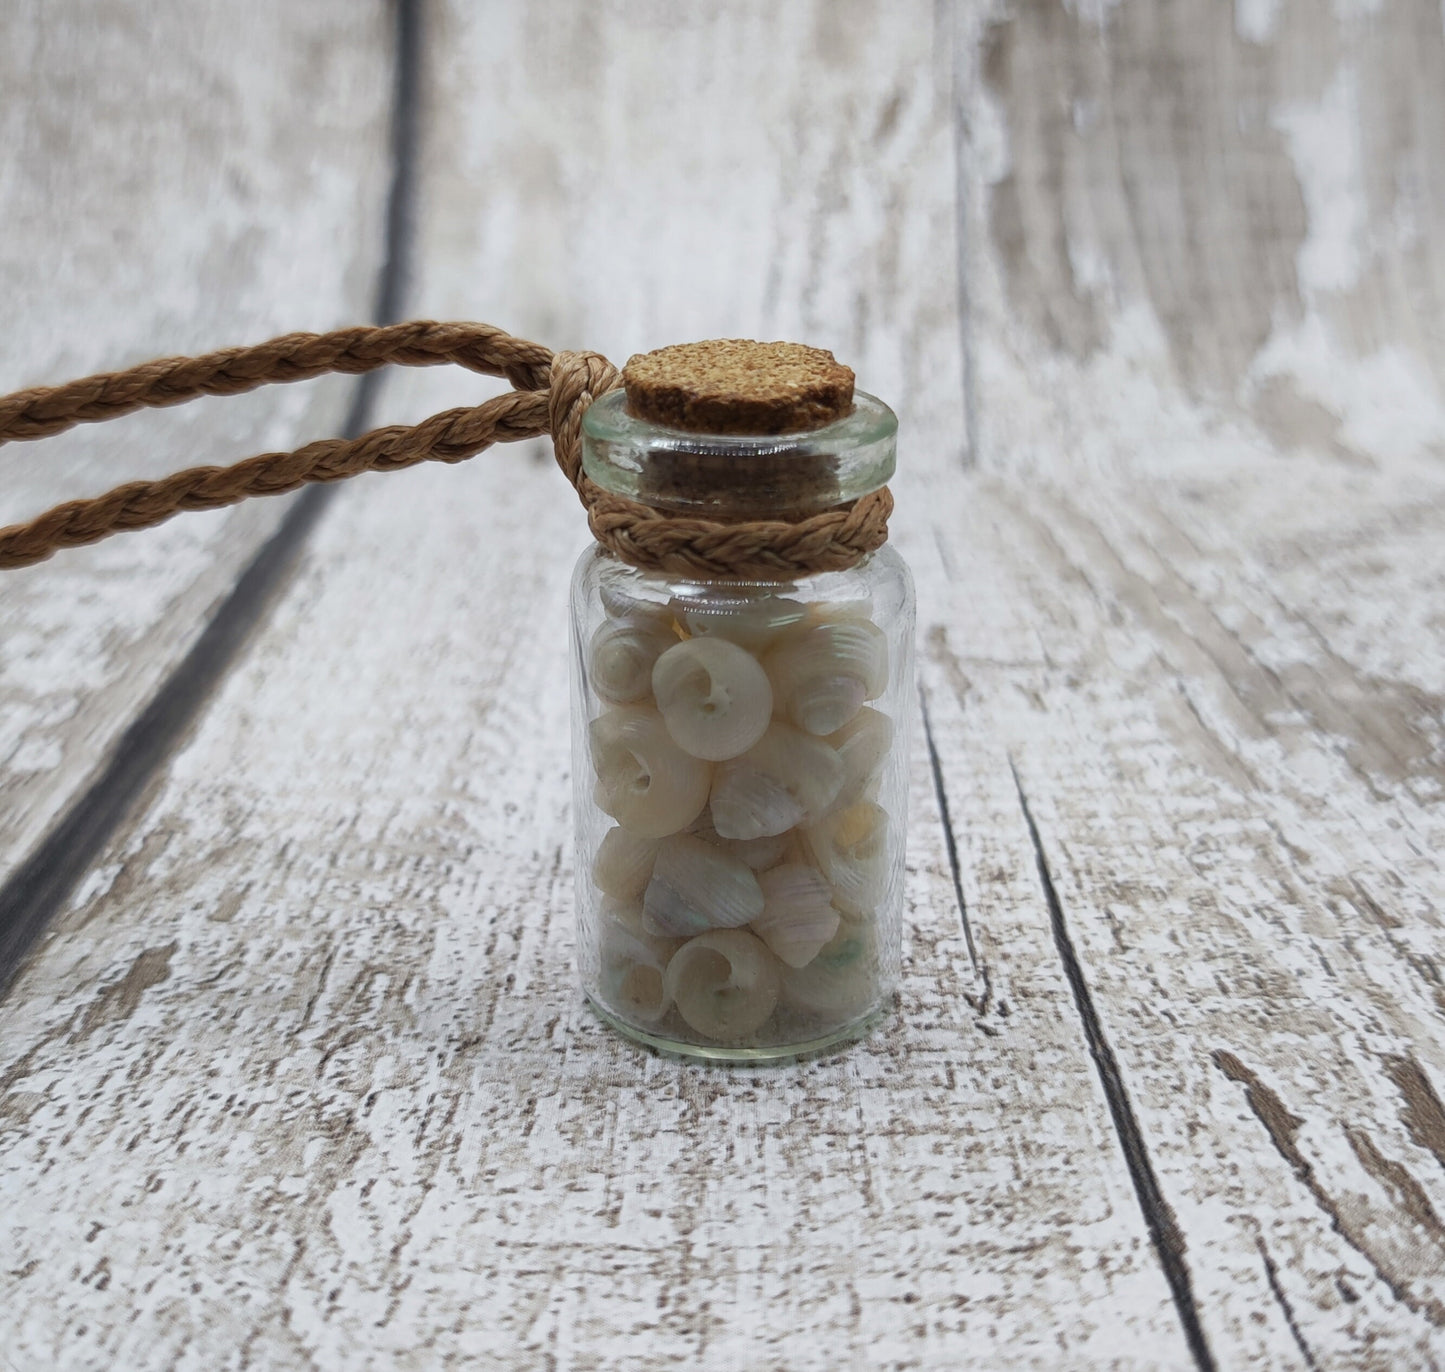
[824, 706, 894, 811]
[751, 863, 842, 968]
[710, 722, 845, 841]
[778, 918, 878, 1018]
[672, 594, 807, 654]
[642, 832, 765, 936]
[688, 812, 793, 871]
[597, 896, 649, 938]
[598, 570, 675, 631]
[664, 929, 781, 1040]
[804, 801, 891, 917]
[589, 616, 676, 704]
[590, 706, 712, 838]
[591, 776, 612, 815]
[765, 619, 888, 736]
[805, 597, 875, 625]
[651, 638, 773, 762]
[592, 827, 660, 902]
[730, 831, 793, 870]
[596, 901, 680, 1025]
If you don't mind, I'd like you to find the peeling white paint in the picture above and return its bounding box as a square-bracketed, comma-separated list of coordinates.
[1062, 0, 1127, 29]
[1273, 67, 1367, 296]
[1235, 0, 1282, 44]
[0, 1, 392, 889]
[1251, 314, 1445, 462]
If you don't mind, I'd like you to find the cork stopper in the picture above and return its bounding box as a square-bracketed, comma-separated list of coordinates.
[623, 339, 855, 435]
[581, 344, 895, 524]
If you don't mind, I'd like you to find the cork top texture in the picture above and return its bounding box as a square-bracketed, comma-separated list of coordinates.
[622, 339, 855, 436]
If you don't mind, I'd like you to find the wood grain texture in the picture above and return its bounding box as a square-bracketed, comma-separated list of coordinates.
[0, 2, 1195, 1367]
[954, 0, 1445, 1365]
[3, 0, 1445, 1368]
[0, 1, 391, 883]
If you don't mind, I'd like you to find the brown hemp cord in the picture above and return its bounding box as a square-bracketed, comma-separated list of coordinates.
[0, 320, 892, 579]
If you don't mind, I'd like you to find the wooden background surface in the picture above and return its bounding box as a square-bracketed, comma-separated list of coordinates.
[2, 2, 1444, 1368]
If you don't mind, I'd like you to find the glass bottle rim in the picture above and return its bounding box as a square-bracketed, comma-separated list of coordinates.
[581, 388, 897, 517]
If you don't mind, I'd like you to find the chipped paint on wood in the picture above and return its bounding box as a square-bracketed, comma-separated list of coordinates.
[0, 0, 392, 885]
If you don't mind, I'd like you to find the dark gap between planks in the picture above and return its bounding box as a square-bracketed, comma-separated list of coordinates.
[0, 0, 424, 998]
[919, 684, 993, 1020]
[1010, 759, 1218, 1372]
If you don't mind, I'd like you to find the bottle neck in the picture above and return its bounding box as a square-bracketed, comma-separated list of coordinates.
[580, 389, 897, 519]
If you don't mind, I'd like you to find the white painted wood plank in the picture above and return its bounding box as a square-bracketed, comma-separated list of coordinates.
[0, 2, 1192, 1368]
[952, 0, 1445, 1365]
[0, 1, 392, 880]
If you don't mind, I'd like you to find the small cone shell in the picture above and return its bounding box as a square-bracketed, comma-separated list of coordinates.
[590, 706, 712, 838]
[804, 800, 890, 916]
[589, 617, 676, 704]
[766, 619, 888, 736]
[664, 929, 781, 1040]
[673, 594, 807, 654]
[824, 707, 894, 812]
[726, 831, 793, 871]
[642, 832, 765, 936]
[693, 815, 797, 867]
[592, 827, 660, 902]
[651, 637, 773, 761]
[752, 863, 842, 968]
[779, 919, 877, 1019]
[690, 811, 793, 872]
[710, 722, 845, 841]
[708, 766, 805, 844]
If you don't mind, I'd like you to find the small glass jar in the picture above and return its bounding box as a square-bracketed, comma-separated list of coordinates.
[569, 385, 914, 1061]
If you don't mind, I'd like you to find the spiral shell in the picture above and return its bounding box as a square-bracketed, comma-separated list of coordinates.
[596, 900, 679, 1025]
[589, 616, 676, 704]
[824, 706, 894, 812]
[751, 863, 842, 968]
[765, 618, 888, 736]
[673, 593, 807, 654]
[642, 832, 765, 936]
[651, 637, 773, 761]
[664, 929, 782, 1040]
[804, 800, 890, 916]
[709, 722, 845, 841]
[592, 826, 660, 902]
[590, 706, 712, 838]
[778, 919, 877, 1019]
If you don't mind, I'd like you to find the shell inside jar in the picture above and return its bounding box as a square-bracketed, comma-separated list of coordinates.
[584, 587, 897, 1045]
[597, 901, 680, 1025]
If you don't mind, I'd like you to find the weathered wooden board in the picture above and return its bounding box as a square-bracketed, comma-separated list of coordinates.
[0, 1, 392, 883]
[3, 0, 1445, 1369]
[949, 0, 1445, 1366]
[0, 2, 1195, 1368]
